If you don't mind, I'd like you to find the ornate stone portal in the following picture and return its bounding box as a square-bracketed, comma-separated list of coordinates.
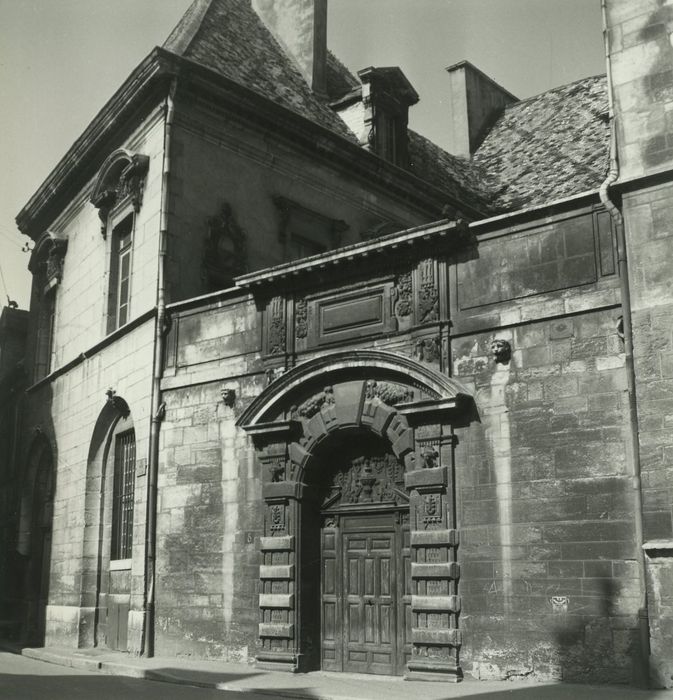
[239, 351, 472, 681]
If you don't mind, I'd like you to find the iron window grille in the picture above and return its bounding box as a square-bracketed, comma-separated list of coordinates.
[111, 429, 135, 560]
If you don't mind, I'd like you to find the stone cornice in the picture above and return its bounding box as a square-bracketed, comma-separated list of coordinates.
[234, 219, 469, 289]
[16, 49, 173, 240]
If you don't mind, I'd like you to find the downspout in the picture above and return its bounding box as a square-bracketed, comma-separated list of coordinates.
[599, 0, 649, 687]
[143, 77, 177, 657]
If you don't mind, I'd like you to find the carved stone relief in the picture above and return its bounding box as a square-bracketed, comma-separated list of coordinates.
[90, 152, 150, 239]
[265, 367, 286, 386]
[364, 380, 413, 405]
[203, 202, 248, 290]
[419, 444, 439, 469]
[295, 298, 308, 339]
[491, 339, 512, 364]
[394, 271, 413, 318]
[268, 296, 286, 355]
[45, 239, 68, 288]
[323, 453, 407, 507]
[422, 494, 442, 528]
[415, 337, 439, 363]
[417, 258, 439, 323]
[294, 386, 335, 419]
[269, 503, 286, 532]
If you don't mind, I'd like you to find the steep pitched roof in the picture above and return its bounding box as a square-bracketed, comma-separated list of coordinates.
[159, 1, 612, 219]
[408, 131, 493, 214]
[326, 50, 359, 101]
[163, 0, 357, 141]
[474, 74, 609, 211]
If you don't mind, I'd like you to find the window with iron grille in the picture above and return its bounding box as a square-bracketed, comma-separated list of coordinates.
[111, 429, 135, 560]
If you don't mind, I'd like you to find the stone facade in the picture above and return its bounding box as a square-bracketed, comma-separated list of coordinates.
[2, 0, 672, 690]
[608, 0, 673, 686]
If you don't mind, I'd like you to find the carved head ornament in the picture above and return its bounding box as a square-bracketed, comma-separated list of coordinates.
[490, 339, 512, 364]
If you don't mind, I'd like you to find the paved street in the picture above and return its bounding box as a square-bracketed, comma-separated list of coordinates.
[0, 652, 271, 700]
[2, 649, 673, 700]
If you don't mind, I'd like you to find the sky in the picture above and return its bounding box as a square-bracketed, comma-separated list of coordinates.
[0, 0, 606, 310]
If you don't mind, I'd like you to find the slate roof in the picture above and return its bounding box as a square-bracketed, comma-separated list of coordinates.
[408, 130, 492, 214]
[474, 75, 610, 212]
[163, 0, 357, 141]
[163, 0, 609, 216]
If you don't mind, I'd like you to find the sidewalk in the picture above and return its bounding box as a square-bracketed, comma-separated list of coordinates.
[3, 642, 671, 699]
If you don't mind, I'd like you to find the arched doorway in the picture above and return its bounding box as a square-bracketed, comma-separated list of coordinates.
[239, 350, 474, 681]
[80, 393, 136, 651]
[301, 430, 411, 675]
[17, 435, 55, 645]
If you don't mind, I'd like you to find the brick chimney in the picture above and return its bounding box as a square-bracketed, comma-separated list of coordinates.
[445, 61, 518, 156]
[252, 0, 327, 96]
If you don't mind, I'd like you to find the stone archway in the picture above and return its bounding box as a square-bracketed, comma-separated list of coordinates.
[79, 393, 134, 650]
[16, 434, 55, 645]
[238, 350, 473, 682]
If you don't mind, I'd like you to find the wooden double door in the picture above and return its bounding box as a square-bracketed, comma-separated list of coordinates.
[321, 512, 410, 675]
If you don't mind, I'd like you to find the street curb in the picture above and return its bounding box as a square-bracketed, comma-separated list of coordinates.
[144, 668, 365, 700]
[22, 647, 102, 673]
[17, 647, 366, 700]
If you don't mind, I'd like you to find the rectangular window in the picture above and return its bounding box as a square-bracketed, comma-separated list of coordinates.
[107, 213, 134, 333]
[111, 429, 135, 560]
[289, 234, 326, 260]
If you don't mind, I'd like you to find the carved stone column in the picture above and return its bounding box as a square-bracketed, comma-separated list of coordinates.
[398, 399, 462, 681]
[244, 421, 305, 672]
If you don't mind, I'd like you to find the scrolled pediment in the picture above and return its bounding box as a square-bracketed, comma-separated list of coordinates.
[28, 230, 68, 291]
[90, 149, 149, 238]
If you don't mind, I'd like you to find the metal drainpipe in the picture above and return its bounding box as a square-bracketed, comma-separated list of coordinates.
[600, 0, 649, 687]
[143, 77, 177, 658]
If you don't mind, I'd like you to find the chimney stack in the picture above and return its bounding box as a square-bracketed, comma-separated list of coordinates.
[252, 0, 327, 96]
[445, 61, 517, 157]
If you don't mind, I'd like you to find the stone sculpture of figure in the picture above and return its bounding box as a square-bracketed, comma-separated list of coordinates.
[268, 461, 285, 482]
[421, 447, 439, 469]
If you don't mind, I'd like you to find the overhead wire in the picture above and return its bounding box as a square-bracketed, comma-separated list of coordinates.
[0, 259, 11, 301]
[0, 233, 25, 251]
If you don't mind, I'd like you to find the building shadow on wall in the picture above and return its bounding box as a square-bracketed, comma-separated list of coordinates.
[639, 3, 673, 170]
[549, 576, 644, 686]
[10, 383, 58, 649]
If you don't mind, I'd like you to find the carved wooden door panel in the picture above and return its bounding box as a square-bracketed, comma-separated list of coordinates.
[342, 530, 396, 675]
[321, 526, 340, 671]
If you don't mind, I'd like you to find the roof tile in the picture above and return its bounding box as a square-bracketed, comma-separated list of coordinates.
[164, 0, 357, 141]
[474, 75, 609, 211]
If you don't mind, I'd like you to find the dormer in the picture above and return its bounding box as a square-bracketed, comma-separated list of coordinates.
[358, 67, 419, 168]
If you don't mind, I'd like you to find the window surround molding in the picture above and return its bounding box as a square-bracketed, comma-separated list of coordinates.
[90, 149, 149, 240]
[110, 425, 136, 562]
[106, 208, 136, 333]
[28, 231, 69, 294]
[28, 231, 67, 381]
[273, 196, 348, 261]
